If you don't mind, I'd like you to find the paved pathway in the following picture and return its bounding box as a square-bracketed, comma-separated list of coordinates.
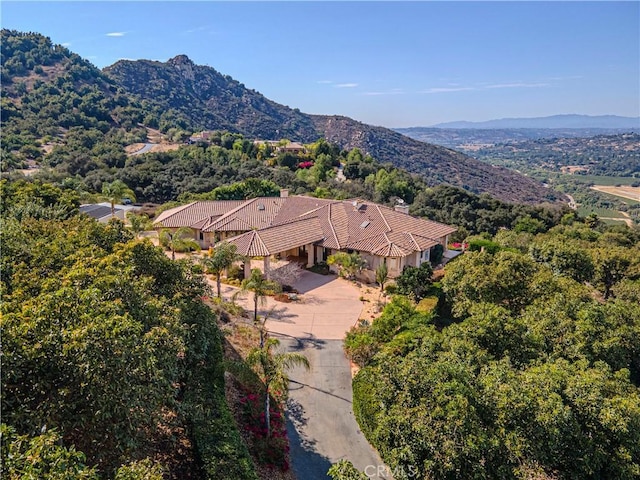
[130, 143, 154, 155]
[219, 270, 389, 479]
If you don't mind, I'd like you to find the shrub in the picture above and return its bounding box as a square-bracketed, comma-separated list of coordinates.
[327, 460, 368, 479]
[395, 262, 433, 301]
[416, 296, 439, 314]
[352, 367, 380, 441]
[384, 284, 398, 295]
[344, 324, 379, 368]
[239, 389, 290, 471]
[227, 263, 244, 281]
[467, 238, 501, 254]
[430, 243, 444, 264]
[274, 293, 291, 303]
[308, 261, 330, 275]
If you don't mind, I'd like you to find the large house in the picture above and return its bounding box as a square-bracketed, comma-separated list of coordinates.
[153, 192, 456, 281]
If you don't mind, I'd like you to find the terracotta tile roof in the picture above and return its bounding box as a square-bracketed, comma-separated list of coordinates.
[226, 217, 325, 256]
[372, 242, 414, 258]
[228, 230, 270, 257]
[153, 201, 245, 228]
[203, 197, 287, 232]
[153, 196, 456, 258]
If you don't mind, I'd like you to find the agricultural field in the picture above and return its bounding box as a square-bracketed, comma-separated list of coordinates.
[563, 174, 639, 186]
[576, 206, 626, 218]
[591, 185, 640, 204]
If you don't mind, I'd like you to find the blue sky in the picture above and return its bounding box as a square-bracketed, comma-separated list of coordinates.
[3, 1, 639, 127]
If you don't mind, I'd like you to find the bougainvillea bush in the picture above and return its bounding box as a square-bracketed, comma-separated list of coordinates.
[239, 389, 290, 471]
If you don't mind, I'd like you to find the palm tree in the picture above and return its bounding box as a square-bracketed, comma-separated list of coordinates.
[201, 242, 240, 298]
[127, 213, 152, 238]
[375, 262, 388, 293]
[246, 337, 310, 438]
[101, 180, 136, 218]
[327, 252, 367, 280]
[159, 227, 199, 260]
[375, 262, 389, 305]
[241, 268, 280, 347]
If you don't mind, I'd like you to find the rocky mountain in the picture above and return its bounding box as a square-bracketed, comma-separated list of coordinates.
[104, 55, 319, 141]
[105, 55, 557, 203]
[2, 29, 558, 204]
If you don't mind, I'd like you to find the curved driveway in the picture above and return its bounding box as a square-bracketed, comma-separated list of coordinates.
[130, 143, 154, 155]
[220, 271, 389, 479]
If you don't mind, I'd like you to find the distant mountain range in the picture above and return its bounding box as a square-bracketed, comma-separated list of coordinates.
[429, 115, 640, 130]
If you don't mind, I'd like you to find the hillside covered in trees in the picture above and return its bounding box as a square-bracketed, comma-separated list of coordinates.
[0, 181, 257, 478]
[343, 220, 640, 480]
[2, 29, 558, 204]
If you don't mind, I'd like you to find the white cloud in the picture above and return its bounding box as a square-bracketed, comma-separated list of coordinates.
[106, 32, 126, 37]
[545, 75, 583, 81]
[362, 89, 405, 96]
[335, 83, 359, 88]
[317, 80, 333, 84]
[183, 26, 207, 34]
[61, 42, 72, 47]
[421, 82, 549, 94]
[485, 82, 549, 89]
[422, 87, 476, 94]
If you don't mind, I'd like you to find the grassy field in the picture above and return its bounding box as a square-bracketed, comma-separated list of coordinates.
[600, 218, 631, 226]
[563, 174, 639, 186]
[576, 206, 626, 218]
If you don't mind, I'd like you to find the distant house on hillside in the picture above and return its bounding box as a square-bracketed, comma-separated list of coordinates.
[153, 194, 456, 281]
[188, 131, 216, 143]
[80, 202, 138, 223]
[253, 140, 307, 155]
[276, 141, 306, 155]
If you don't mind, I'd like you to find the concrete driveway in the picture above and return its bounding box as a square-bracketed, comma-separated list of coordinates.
[220, 270, 389, 479]
[220, 270, 364, 340]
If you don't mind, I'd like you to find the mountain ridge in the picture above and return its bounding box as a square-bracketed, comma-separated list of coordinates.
[104, 54, 558, 203]
[1, 29, 558, 204]
[429, 114, 640, 130]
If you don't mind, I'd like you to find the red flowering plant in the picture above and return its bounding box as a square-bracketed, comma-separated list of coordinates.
[243, 337, 309, 470]
[298, 161, 314, 169]
[238, 387, 290, 470]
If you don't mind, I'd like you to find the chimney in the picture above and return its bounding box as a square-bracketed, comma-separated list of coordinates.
[280, 189, 289, 198]
[394, 204, 410, 214]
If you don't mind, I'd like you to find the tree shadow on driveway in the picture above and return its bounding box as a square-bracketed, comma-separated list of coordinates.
[286, 398, 333, 479]
[271, 332, 327, 351]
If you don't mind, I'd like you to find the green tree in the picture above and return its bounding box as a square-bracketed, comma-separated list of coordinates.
[395, 262, 433, 301]
[101, 179, 136, 217]
[0, 425, 99, 480]
[529, 240, 594, 283]
[327, 460, 369, 480]
[375, 262, 388, 293]
[442, 250, 538, 316]
[115, 458, 165, 480]
[201, 241, 240, 298]
[127, 212, 152, 238]
[241, 268, 280, 346]
[591, 247, 633, 300]
[246, 338, 309, 437]
[327, 252, 367, 280]
[159, 227, 199, 260]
